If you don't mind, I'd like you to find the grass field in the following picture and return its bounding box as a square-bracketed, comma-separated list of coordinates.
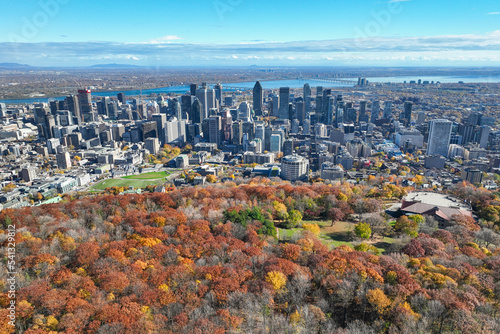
[279, 219, 397, 253]
[90, 178, 164, 191]
[122, 171, 170, 180]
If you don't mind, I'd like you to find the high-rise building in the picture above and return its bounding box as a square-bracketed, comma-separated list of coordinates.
[117, 92, 126, 104]
[56, 149, 71, 170]
[232, 120, 243, 146]
[78, 89, 92, 116]
[270, 134, 282, 153]
[427, 119, 453, 156]
[278, 87, 290, 120]
[152, 114, 167, 144]
[370, 100, 380, 123]
[281, 154, 309, 181]
[164, 118, 186, 144]
[145, 137, 160, 155]
[401, 101, 413, 126]
[66, 95, 81, 124]
[195, 88, 208, 119]
[181, 95, 194, 121]
[214, 83, 222, 107]
[191, 99, 204, 124]
[303, 83, 311, 113]
[238, 102, 252, 122]
[359, 100, 368, 123]
[209, 115, 222, 147]
[383, 101, 392, 119]
[253, 81, 263, 116]
[190, 84, 197, 96]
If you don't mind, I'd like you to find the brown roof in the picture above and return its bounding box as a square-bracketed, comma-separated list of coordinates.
[401, 201, 472, 221]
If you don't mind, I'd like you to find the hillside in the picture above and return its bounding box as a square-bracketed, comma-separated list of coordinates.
[0, 180, 499, 333]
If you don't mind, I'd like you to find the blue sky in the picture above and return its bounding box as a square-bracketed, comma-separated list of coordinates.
[0, 0, 499, 66]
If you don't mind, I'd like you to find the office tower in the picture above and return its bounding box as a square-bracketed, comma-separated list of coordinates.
[214, 83, 222, 107]
[56, 148, 71, 170]
[427, 119, 453, 156]
[327, 96, 335, 125]
[303, 83, 311, 113]
[209, 115, 222, 147]
[78, 89, 92, 116]
[110, 124, 125, 141]
[191, 99, 204, 124]
[270, 134, 282, 153]
[271, 94, 280, 117]
[43, 114, 56, 139]
[195, 88, 208, 118]
[466, 112, 483, 126]
[296, 97, 305, 124]
[66, 95, 81, 124]
[345, 108, 357, 124]
[232, 120, 243, 146]
[164, 118, 187, 144]
[181, 95, 194, 121]
[117, 92, 126, 104]
[142, 121, 158, 140]
[478, 126, 491, 149]
[49, 100, 58, 115]
[190, 84, 197, 96]
[291, 119, 300, 134]
[152, 114, 167, 144]
[370, 100, 380, 123]
[207, 89, 216, 111]
[238, 101, 251, 121]
[316, 86, 323, 97]
[253, 81, 263, 116]
[383, 101, 392, 119]
[255, 124, 266, 149]
[221, 109, 233, 142]
[401, 101, 413, 126]
[359, 100, 367, 123]
[278, 87, 290, 120]
[281, 154, 309, 181]
[145, 137, 160, 155]
[334, 95, 344, 128]
[315, 95, 323, 118]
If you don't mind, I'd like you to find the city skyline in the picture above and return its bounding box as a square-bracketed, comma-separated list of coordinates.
[1, 0, 500, 66]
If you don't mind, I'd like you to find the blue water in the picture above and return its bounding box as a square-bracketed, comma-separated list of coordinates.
[1, 75, 499, 104]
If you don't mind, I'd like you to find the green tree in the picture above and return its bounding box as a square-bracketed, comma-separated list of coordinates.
[284, 210, 302, 228]
[395, 216, 418, 237]
[354, 223, 372, 239]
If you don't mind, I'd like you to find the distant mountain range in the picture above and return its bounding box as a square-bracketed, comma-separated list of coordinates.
[0, 62, 33, 69]
[89, 63, 143, 69]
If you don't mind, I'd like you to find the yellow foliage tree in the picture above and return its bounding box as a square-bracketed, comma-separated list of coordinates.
[266, 271, 287, 291]
[302, 223, 321, 236]
[367, 288, 391, 314]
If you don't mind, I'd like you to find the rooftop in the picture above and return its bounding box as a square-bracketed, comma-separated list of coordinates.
[403, 191, 470, 211]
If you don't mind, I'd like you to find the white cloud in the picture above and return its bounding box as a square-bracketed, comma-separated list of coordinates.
[488, 12, 500, 15]
[146, 35, 182, 44]
[387, 0, 411, 3]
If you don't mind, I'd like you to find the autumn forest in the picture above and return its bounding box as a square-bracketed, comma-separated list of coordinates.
[1, 179, 500, 333]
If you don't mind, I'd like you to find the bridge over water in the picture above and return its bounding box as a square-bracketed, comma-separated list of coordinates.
[211, 77, 359, 91]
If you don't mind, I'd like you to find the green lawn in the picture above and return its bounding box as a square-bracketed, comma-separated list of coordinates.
[279, 219, 397, 253]
[90, 178, 164, 191]
[122, 171, 170, 180]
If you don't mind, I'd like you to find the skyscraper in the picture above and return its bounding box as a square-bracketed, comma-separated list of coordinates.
[78, 89, 92, 117]
[370, 100, 380, 123]
[190, 84, 197, 96]
[117, 92, 126, 104]
[303, 83, 311, 113]
[191, 99, 204, 125]
[278, 87, 290, 120]
[214, 83, 222, 107]
[66, 95, 81, 124]
[152, 113, 167, 144]
[427, 119, 453, 156]
[195, 88, 208, 119]
[359, 100, 368, 123]
[383, 101, 392, 119]
[209, 115, 222, 147]
[253, 81, 263, 116]
[401, 101, 413, 126]
[270, 134, 282, 153]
